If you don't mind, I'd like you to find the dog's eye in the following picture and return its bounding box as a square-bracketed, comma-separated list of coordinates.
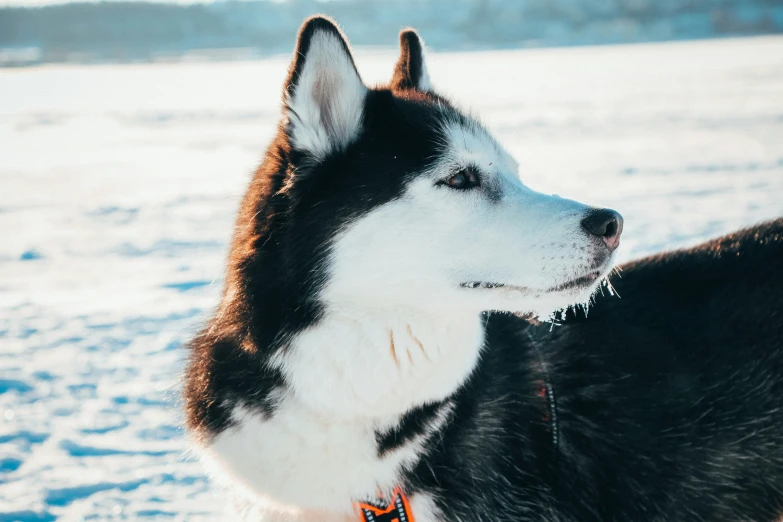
[441, 168, 481, 190]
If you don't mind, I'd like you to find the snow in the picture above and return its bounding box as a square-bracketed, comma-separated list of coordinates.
[1, 36, 783, 520]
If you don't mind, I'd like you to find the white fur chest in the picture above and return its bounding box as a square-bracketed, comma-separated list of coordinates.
[200, 309, 484, 521]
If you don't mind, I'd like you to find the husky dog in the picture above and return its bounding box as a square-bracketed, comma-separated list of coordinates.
[184, 16, 783, 522]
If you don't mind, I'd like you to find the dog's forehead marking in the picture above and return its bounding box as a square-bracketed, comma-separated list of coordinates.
[441, 119, 519, 182]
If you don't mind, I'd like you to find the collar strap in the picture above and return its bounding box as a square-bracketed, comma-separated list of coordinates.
[532, 340, 559, 450]
[537, 379, 559, 448]
[356, 487, 415, 522]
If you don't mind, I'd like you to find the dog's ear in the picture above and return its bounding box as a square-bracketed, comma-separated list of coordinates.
[391, 29, 431, 92]
[283, 16, 367, 159]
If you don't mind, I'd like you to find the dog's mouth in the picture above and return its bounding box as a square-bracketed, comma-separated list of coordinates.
[459, 281, 510, 290]
[460, 270, 602, 295]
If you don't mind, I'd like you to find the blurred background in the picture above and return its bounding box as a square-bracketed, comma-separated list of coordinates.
[2, 0, 783, 65]
[2, 1, 783, 521]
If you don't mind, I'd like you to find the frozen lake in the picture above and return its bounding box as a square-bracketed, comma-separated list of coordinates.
[2, 36, 783, 520]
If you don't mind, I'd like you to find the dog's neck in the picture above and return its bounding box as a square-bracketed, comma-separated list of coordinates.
[275, 304, 486, 420]
[205, 305, 485, 520]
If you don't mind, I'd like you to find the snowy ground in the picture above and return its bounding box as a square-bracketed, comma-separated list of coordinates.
[1, 36, 783, 521]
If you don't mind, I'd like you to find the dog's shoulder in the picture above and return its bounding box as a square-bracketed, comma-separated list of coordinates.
[620, 217, 783, 288]
[582, 218, 783, 322]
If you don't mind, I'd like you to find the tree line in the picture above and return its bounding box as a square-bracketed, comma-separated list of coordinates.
[1, 0, 781, 66]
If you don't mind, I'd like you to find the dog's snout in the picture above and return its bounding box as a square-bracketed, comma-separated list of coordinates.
[581, 208, 624, 252]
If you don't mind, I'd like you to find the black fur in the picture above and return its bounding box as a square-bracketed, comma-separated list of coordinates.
[184, 16, 783, 521]
[375, 399, 452, 457]
[392, 29, 428, 92]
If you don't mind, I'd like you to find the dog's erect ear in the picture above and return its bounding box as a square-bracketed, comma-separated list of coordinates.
[391, 29, 431, 92]
[284, 16, 367, 159]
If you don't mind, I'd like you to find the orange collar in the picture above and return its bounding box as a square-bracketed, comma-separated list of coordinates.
[356, 487, 415, 522]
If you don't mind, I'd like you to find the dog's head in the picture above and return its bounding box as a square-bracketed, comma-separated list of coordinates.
[266, 16, 622, 320]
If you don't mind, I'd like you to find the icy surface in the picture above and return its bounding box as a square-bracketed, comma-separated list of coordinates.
[1, 37, 783, 520]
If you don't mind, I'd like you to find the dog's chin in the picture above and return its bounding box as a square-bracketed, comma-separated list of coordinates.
[535, 276, 605, 317]
[460, 267, 611, 317]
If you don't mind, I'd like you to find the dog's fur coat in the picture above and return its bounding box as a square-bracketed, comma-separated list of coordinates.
[184, 16, 783, 522]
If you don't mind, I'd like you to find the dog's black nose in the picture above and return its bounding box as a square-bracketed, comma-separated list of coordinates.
[581, 208, 624, 252]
